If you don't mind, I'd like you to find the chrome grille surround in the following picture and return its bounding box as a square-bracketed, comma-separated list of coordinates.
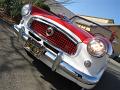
[27, 17, 79, 55]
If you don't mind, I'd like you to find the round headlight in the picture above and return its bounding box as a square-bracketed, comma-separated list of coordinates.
[21, 4, 31, 16]
[87, 39, 107, 57]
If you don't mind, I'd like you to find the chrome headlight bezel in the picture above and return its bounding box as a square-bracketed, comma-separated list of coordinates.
[21, 4, 32, 16]
[87, 38, 107, 58]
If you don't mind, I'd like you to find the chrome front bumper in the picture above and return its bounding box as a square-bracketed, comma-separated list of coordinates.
[14, 24, 101, 89]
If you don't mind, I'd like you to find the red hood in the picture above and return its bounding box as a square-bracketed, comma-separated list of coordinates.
[31, 6, 93, 42]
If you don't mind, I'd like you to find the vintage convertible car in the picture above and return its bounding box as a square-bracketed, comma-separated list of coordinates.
[14, 4, 113, 89]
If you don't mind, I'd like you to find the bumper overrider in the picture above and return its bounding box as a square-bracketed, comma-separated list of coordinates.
[14, 24, 104, 89]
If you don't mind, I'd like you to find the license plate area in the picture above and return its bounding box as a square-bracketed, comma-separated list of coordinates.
[24, 38, 45, 57]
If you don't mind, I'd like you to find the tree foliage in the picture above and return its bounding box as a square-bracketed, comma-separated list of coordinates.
[3, 0, 23, 18]
[0, 0, 50, 18]
[0, 0, 5, 7]
[33, 0, 50, 11]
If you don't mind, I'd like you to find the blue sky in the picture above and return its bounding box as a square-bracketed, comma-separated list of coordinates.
[59, 0, 120, 24]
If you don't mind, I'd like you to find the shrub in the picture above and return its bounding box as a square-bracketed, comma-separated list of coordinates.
[0, 0, 50, 23]
[33, 0, 50, 11]
[4, 0, 23, 18]
[3, 0, 50, 18]
[0, 0, 5, 7]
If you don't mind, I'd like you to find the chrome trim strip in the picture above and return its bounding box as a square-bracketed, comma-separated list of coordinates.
[60, 62, 99, 84]
[28, 17, 79, 44]
[44, 50, 99, 84]
[45, 51, 57, 60]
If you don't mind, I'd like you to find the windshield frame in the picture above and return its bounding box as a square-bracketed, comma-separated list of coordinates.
[69, 15, 112, 39]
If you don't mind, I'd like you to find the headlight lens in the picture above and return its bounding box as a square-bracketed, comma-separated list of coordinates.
[21, 4, 31, 16]
[87, 39, 107, 57]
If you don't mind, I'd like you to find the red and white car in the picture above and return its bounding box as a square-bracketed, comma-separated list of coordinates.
[14, 4, 113, 89]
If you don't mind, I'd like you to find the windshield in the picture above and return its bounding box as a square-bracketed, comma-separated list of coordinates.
[70, 15, 112, 39]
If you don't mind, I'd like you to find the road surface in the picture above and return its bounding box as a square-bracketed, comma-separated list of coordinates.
[0, 19, 120, 90]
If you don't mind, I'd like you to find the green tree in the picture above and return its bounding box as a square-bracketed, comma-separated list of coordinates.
[33, 0, 50, 11]
[0, 0, 5, 7]
[4, 0, 23, 18]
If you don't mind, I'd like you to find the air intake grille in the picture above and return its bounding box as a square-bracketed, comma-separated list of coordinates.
[31, 20, 77, 55]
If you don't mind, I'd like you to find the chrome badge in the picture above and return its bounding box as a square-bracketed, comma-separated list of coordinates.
[46, 27, 54, 36]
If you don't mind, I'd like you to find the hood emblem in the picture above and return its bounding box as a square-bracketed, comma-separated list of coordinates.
[46, 27, 54, 36]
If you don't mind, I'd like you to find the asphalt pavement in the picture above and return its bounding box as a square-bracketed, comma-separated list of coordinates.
[0, 19, 120, 90]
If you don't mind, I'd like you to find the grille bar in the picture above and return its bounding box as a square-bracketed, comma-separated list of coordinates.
[29, 31, 41, 41]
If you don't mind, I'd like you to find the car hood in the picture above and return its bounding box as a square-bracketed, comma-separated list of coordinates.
[31, 6, 93, 42]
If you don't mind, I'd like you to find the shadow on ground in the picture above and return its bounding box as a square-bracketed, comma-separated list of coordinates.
[27, 52, 82, 90]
